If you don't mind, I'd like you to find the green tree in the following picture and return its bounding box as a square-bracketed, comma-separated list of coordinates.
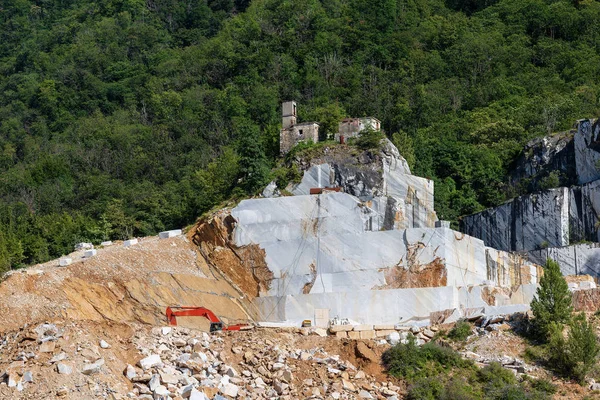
[530, 259, 573, 341]
[392, 131, 416, 169]
[549, 313, 599, 382]
[236, 121, 270, 194]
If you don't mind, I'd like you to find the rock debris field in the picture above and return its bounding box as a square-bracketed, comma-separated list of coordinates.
[0, 320, 405, 399]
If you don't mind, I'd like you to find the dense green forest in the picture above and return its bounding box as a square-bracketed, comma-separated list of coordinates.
[2, 0, 600, 271]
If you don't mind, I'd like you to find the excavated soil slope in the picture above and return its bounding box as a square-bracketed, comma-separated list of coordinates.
[0, 235, 256, 334]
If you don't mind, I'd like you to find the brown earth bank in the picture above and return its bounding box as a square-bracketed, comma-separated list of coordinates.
[0, 234, 255, 334]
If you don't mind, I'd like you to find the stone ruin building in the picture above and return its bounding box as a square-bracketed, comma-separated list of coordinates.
[279, 101, 382, 154]
[279, 101, 320, 155]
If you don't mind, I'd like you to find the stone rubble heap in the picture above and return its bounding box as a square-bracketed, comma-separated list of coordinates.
[125, 326, 402, 399]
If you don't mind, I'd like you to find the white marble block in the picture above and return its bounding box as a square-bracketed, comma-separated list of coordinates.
[59, 258, 72, 266]
[159, 230, 182, 239]
[124, 239, 138, 247]
[84, 249, 97, 258]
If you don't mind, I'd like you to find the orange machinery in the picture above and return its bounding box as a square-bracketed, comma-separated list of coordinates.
[165, 306, 248, 333]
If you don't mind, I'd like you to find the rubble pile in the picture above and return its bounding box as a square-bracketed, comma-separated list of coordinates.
[126, 326, 402, 399]
[0, 321, 403, 399]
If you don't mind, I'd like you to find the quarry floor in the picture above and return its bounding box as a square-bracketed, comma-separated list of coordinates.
[0, 233, 599, 399]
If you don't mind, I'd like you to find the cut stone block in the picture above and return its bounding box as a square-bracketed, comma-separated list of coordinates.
[373, 325, 395, 330]
[124, 239, 138, 247]
[335, 331, 348, 339]
[100, 241, 113, 246]
[353, 325, 374, 332]
[329, 325, 354, 333]
[83, 249, 97, 258]
[159, 229, 182, 239]
[375, 330, 395, 338]
[359, 330, 376, 340]
[59, 258, 72, 267]
[348, 331, 360, 340]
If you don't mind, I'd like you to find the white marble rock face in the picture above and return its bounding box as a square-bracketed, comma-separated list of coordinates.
[228, 140, 539, 325]
[527, 242, 600, 277]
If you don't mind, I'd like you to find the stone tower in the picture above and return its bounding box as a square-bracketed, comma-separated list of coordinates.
[279, 101, 319, 155]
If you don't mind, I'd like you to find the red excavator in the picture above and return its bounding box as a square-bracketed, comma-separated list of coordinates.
[165, 306, 249, 333]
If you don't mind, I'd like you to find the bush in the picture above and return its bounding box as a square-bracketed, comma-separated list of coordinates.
[448, 321, 472, 341]
[549, 313, 599, 383]
[530, 378, 556, 395]
[409, 377, 480, 400]
[530, 259, 573, 341]
[479, 362, 517, 394]
[407, 377, 444, 400]
[353, 127, 385, 150]
[382, 335, 474, 381]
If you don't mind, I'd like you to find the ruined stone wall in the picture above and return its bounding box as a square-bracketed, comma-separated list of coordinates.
[280, 124, 320, 155]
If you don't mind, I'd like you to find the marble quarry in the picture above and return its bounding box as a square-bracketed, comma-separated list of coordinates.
[463, 119, 600, 252]
[204, 140, 543, 326]
[462, 118, 600, 282]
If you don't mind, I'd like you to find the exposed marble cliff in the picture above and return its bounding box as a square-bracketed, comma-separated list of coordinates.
[271, 139, 437, 229]
[509, 131, 576, 193]
[190, 140, 542, 326]
[463, 119, 600, 252]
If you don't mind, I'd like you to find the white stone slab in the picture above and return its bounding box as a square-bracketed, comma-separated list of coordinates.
[124, 239, 138, 247]
[84, 249, 97, 258]
[59, 258, 72, 267]
[100, 241, 113, 247]
[159, 229, 182, 239]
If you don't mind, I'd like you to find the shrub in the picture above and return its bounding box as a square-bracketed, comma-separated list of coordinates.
[448, 321, 472, 341]
[479, 362, 517, 394]
[382, 335, 474, 381]
[353, 127, 385, 150]
[407, 377, 444, 400]
[530, 378, 556, 395]
[408, 377, 480, 400]
[549, 313, 599, 383]
[530, 259, 573, 341]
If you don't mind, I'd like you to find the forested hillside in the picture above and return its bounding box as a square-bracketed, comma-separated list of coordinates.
[2, 0, 600, 271]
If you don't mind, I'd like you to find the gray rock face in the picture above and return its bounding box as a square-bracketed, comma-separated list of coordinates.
[569, 179, 600, 243]
[287, 139, 436, 228]
[462, 188, 570, 252]
[509, 131, 576, 193]
[464, 118, 600, 255]
[574, 119, 600, 184]
[527, 242, 600, 276]
[509, 119, 600, 190]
